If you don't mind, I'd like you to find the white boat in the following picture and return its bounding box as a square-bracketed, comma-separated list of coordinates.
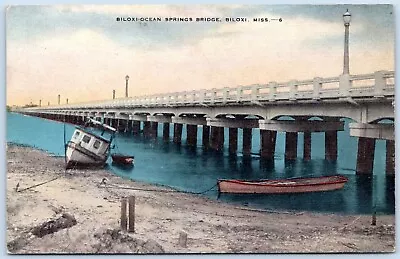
[65, 118, 116, 169]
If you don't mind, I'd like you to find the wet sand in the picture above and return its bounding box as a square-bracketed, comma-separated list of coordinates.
[6, 144, 395, 253]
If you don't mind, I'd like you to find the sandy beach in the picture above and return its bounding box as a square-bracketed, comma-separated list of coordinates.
[6, 144, 395, 254]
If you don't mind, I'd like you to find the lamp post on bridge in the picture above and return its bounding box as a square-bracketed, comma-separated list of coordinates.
[343, 9, 351, 75]
[125, 75, 129, 98]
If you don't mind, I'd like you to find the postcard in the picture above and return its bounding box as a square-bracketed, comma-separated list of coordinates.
[5, 4, 395, 254]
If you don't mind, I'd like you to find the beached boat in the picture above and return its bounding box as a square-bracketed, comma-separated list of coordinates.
[111, 154, 135, 165]
[65, 118, 116, 169]
[217, 175, 348, 194]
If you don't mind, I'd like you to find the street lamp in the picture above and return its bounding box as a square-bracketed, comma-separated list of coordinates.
[343, 9, 351, 75]
[125, 75, 130, 98]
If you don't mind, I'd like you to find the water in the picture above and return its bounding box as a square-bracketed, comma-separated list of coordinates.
[7, 112, 395, 215]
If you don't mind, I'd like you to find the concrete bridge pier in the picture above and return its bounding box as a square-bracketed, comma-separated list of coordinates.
[210, 126, 224, 151]
[187, 124, 198, 146]
[350, 122, 394, 175]
[228, 128, 238, 154]
[207, 118, 258, 153]
[285, 132, 298, 160]
[126, 120, 133, 133]
[202, 126, 210, 149]
[259, 119, 344, 161]
[303, 132, 312, 161]
[143, 121, 151, 137]
[242, 128, 252, 156]
[111, 119, 118, 129]
[356, 137, 376, 175]
[260, 130, 277, 160]
[173, 123, 183, 144]
[77, 116, 85, 125]
[150, 122, 158, 138]
[118, 120, 127, 132]
[386, 140, 395, 175]
[132, 121, 140, 135]
[163, 123, 170, 141]
[325, 131, 338, 161]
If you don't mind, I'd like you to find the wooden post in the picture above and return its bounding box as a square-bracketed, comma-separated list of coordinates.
[120, 198, 127, 231]
[371, 211, 377, 226]
[179, 231, 188, 248]
[128, 196, 135, 233]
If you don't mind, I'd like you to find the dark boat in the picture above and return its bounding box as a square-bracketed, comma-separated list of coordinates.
[217, 175, 348, 194]
[111, 154, 135, 165]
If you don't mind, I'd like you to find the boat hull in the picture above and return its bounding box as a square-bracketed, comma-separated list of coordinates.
[111, 154, 134, 165]
[66, 142, 107, 169]
[217, 175, 348, 194]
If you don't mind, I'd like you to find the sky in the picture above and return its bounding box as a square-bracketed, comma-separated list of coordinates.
[6, 4, 395, 106]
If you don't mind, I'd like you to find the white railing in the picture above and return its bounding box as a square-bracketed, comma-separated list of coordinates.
[25, 70, 394, 111]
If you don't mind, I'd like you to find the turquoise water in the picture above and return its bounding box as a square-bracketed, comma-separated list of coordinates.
[7, 112, 395, 214]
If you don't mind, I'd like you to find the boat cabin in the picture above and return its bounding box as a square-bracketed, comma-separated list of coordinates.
[70, 128, 111, 156]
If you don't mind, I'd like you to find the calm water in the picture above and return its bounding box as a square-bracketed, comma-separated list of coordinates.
[7, 112, 395, 215]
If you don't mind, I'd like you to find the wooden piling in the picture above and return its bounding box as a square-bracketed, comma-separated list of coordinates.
[128, 196, 135, 233]
[371, 211, 377, 226]
[179, 231, 188, 248]
[120, 198, 127, 231]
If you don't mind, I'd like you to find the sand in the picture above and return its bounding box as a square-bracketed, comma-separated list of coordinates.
[6, 144, 395, 254]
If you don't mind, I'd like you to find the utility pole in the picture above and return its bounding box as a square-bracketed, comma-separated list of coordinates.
[125, 75, 129, 98]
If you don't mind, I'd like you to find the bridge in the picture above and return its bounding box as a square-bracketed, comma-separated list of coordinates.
[20, 70, 395, 175]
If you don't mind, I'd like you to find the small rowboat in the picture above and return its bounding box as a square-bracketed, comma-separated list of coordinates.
[111, 154, 135, 165]
[217, 175, 348, 194]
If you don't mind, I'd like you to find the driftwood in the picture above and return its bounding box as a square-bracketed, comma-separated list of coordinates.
[31, 213, 77, 237]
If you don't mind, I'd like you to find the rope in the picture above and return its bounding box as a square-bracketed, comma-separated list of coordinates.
[17, 177, 60, 193]
[98, 178, 217, 195]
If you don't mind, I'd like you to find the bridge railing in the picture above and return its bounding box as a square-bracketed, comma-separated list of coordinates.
[24, 70, 394, 111]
